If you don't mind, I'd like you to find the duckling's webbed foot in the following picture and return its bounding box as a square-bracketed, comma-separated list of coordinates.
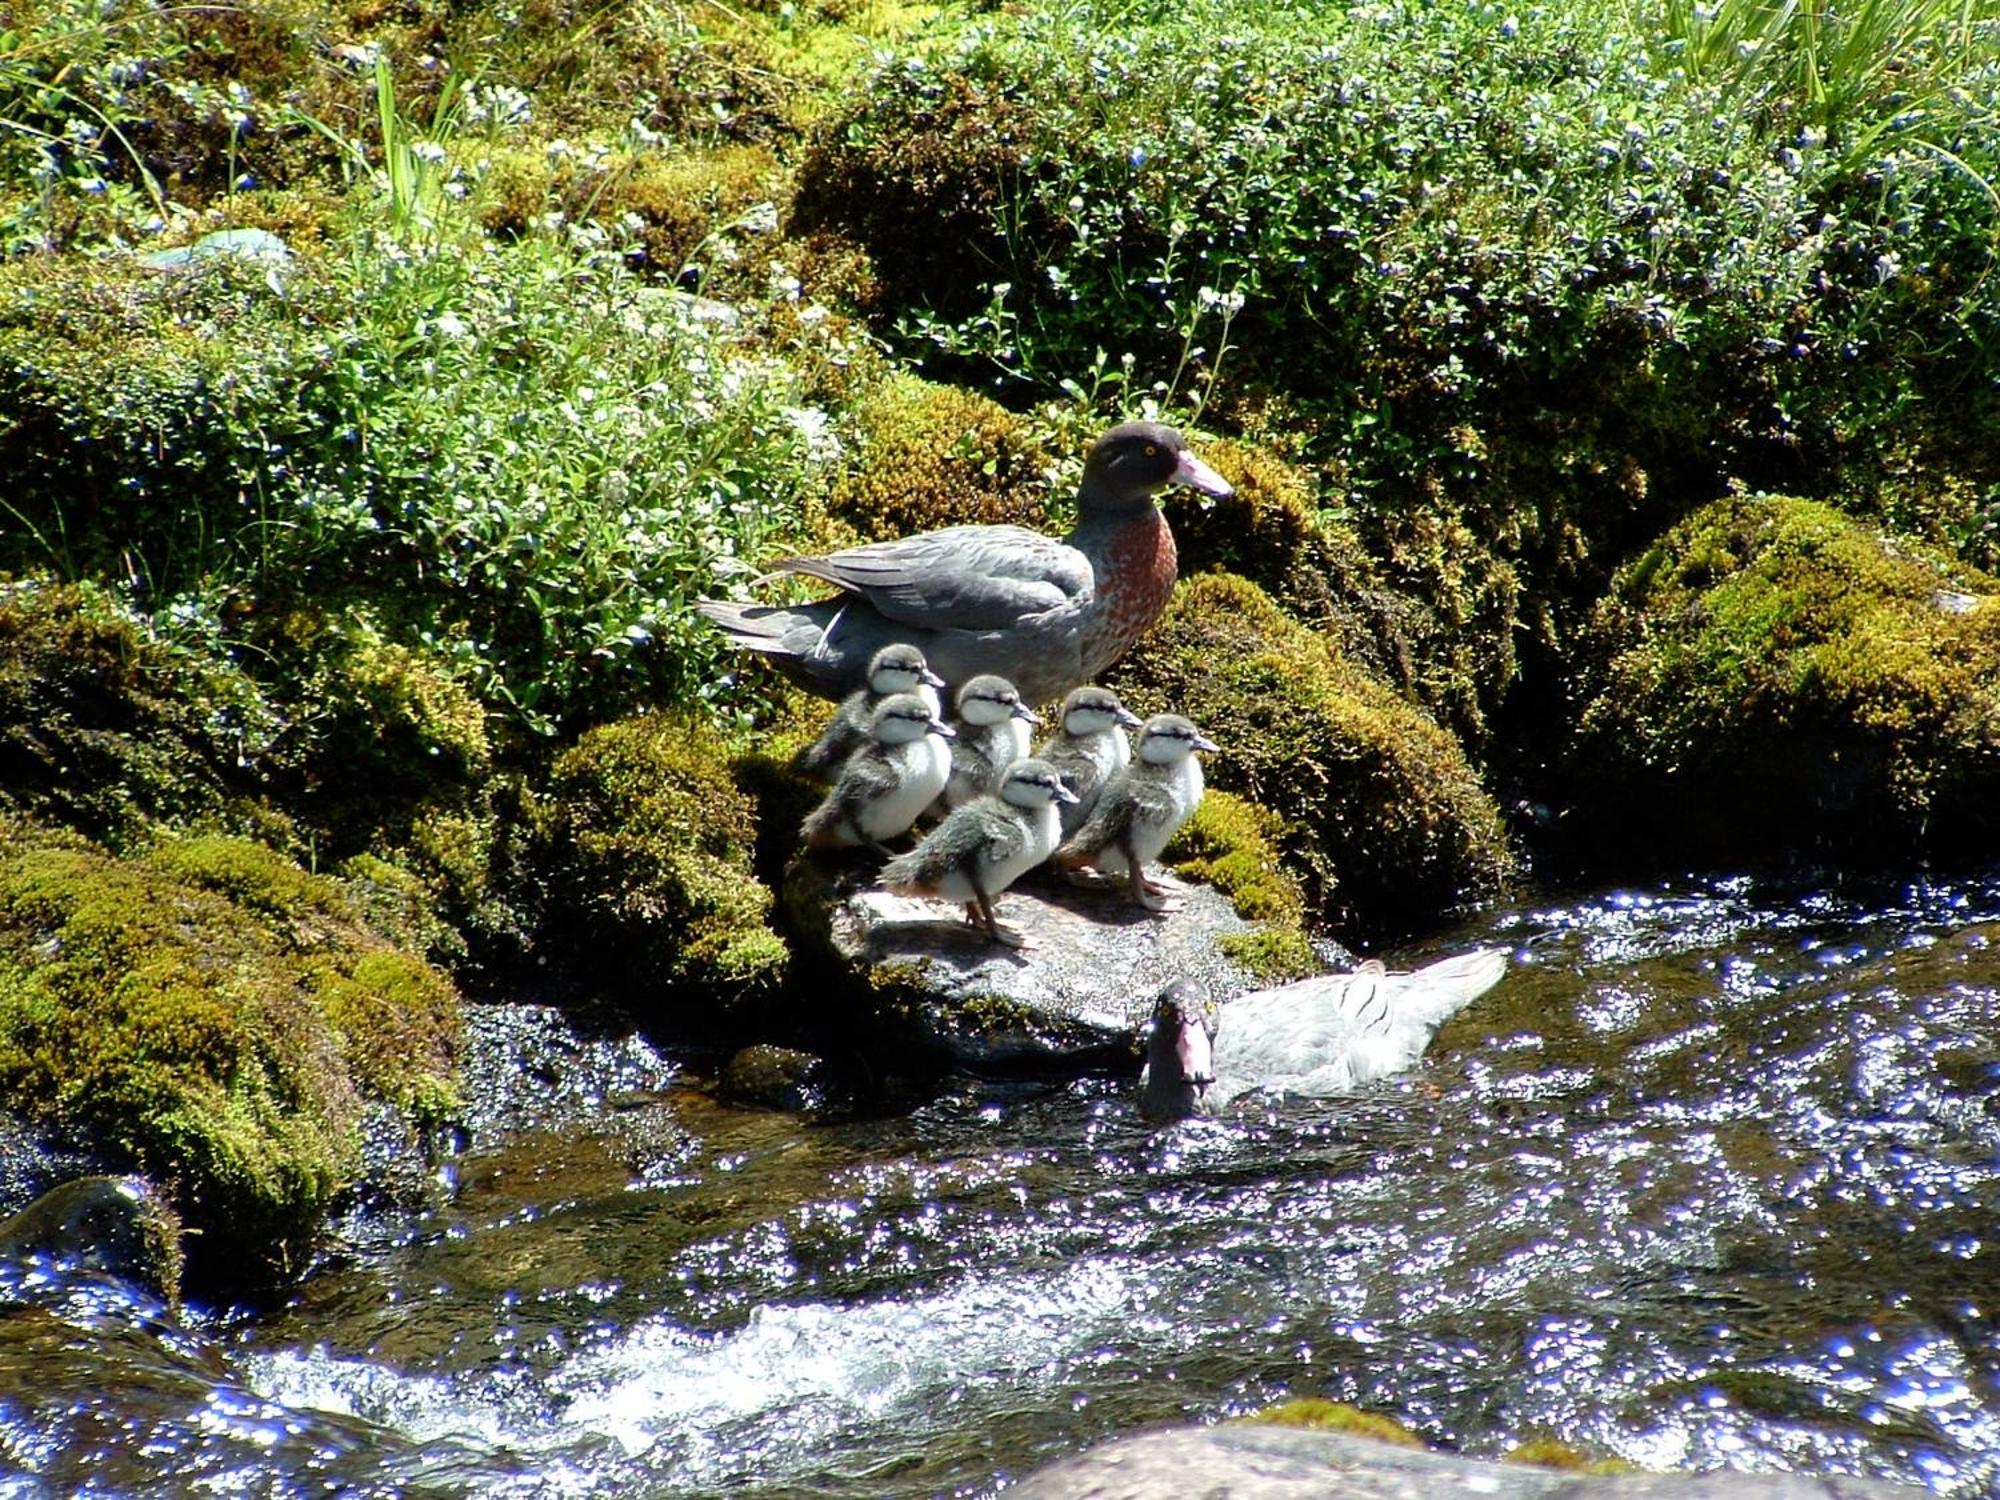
[1130, 863, 1182, 914]
[971, 893, 1034, 948]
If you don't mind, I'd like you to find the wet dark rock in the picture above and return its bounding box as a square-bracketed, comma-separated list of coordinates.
[782, 854, 1274, 1073]
[1008, 1425, 1924, 1499]
[0, 1176, 181, 1307]
[720, 1044, 831, 1112]
[454, 1001, 682, 1143]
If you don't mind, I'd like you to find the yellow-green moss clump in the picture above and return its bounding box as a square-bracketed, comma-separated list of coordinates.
[1568, 494, 2000, 864]
[1241, 1398, 1425, 1448]
[0, 825, 460, 1281]
[0, 577, 281, 850]
[1502, 1438, 1640, 1474]
[539, 713, 787, 1003]
[1109, 573, 1514, 941]
[826, 374, 1054, 540]
[1168, 791, 1318, 983]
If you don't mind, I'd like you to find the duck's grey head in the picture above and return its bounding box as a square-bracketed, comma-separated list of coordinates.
[870, 691, 955, 745]
[956, 674, 1041, 729]
[1058, 685, 1143, 738]
[997, 757, 1081, 808]
[1079, 422, 1235, 511]
[1137, 713, 1220, 766]
[1141, 979, 1217, 1121]
[867, 642, 945, 696]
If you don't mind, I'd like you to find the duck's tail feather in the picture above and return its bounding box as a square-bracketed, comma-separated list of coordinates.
[695, 599, 808, 658]
[1394, 946, 1509, 1028]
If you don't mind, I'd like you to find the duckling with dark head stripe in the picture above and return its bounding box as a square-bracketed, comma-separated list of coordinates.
[880, 757, 1078, 948]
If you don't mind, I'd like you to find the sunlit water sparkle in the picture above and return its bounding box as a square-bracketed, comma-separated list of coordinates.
[3, 872, 1997, 1496]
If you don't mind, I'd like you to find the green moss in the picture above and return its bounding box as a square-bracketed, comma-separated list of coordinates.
[1217, 928, 1320, 985]
[1109, 573, 1515, 941]
[827, 374, 1054, 540]
[1241, 1398, 1424, 1448]
[1568, 494, 2000, 864]
[1167, 790, 1318, 983]
[1171, 440, 1412, 690]
[0, 576, 283, 850]
[0, 824, 460, 1282]
[540, 713, 788, 1004]
[1502, 1438, 1640, 1474]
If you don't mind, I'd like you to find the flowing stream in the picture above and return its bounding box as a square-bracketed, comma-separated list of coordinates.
[4, 871, 1999, 1495]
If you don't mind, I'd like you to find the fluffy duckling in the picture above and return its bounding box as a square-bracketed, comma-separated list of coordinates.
[793, 643, 945, 781]
[942, 674, 1041, 809]
[880, 757, 1078, 947]
[1053, 713, 1216, 912]
[1036, 685, 1144, 838]
[802, 693, 955, 854]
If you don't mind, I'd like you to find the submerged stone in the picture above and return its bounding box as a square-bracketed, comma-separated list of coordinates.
[719, 1044, 831, 1113]
[1008, 1424, 1923, 1499]
[0, 1175, 181, 1307]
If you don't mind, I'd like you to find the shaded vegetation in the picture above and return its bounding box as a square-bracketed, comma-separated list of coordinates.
[0, 577, 282, 850]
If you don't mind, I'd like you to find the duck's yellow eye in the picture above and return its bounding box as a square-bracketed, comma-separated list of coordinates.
[1144, 443, 1159, 457]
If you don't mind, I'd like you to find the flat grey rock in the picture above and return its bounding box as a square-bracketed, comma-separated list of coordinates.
[1008, 1426, 1923, 1499]
[783, 856, 1269, 1071]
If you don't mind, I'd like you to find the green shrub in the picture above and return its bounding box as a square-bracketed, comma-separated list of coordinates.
[1109, 573, 1514, 940]
[0, 236, 822, 734]
[801, 0, 2000, 734]
[0, 825, 460, 1281]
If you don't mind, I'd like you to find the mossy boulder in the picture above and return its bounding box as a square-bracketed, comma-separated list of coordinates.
[826, 374, 1054, 540]
[0, 577, 283, 850]
[1108, 573, 1515, 941]
[538, 713, 787, 1009]
[1172, 438, 1423, 697]
[0, 825, 460, 1282]
[1241, 1398, 1423, 1449]
[1564, 493, 2000, 865]
[269, 606, 494, 853]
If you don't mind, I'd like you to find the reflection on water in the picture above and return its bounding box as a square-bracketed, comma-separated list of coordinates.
[5, 873, 1999, 1496]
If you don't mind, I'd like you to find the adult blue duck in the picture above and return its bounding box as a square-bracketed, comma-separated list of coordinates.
[1140, 949, 1510, 1121]
[697, 421, 1233, 706]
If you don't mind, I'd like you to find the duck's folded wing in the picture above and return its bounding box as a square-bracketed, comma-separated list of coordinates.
[1060, 773, 1174, 858]
[779, 527, 1090, 631]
